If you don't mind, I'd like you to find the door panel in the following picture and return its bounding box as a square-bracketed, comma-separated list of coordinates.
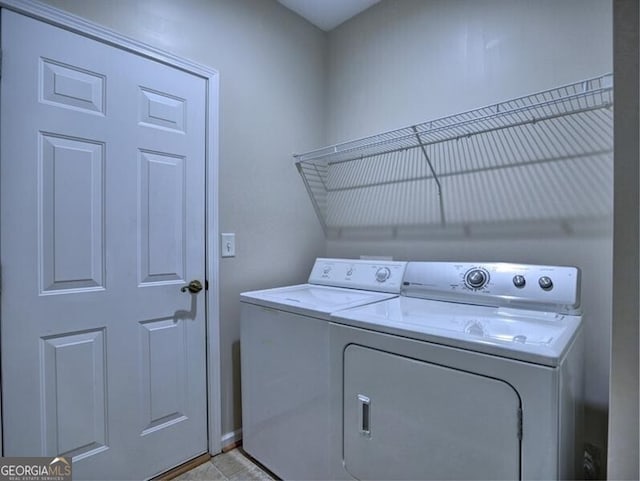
[343, 345, 521, 480]
[139, 87, 186, 132]
[139, 319, 189, 434]
[40, 133, 105, 293]
[41, 329, 108, 460]
[1, 10, 207, 480]
[139, 151, 186, 284]
[40, 58, 106, 114]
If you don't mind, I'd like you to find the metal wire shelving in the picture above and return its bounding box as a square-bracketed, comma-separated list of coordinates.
[294, 74, 614, 237]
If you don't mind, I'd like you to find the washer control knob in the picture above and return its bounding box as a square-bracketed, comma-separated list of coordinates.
[465, 269, 488, 289]
[538, 276, 553, 291]
[375, 267, 391, 283]
[513, 275, 526, 288]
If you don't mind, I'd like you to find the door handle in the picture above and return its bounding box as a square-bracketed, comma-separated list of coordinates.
[181, 280, 203, 294]
[358, 394, 371, 437]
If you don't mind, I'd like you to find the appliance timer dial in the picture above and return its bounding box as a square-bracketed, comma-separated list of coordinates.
[465, 268, 489, 289]
[375, 267, 391, 283]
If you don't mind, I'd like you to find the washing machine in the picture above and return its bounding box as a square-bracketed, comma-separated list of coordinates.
[240, 258, 407, 480]
[329, 262, 584, 481]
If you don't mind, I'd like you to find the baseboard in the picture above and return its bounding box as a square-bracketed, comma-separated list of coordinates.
[221, 428, 242, 451]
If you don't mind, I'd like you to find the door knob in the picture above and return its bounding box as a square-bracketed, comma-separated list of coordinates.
[181, 280, 203, 294]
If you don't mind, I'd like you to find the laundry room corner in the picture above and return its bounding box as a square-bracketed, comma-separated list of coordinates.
[6, 0, 634, 478]
[322, 0, 614, 471]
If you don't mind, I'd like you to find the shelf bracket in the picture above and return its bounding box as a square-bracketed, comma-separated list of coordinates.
[412, 126, 446, 226]
[296, 161, 328, 234]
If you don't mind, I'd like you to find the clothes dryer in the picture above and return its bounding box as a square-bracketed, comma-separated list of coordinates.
[329, 261, 583, 480]
[240, 258, 407, 480]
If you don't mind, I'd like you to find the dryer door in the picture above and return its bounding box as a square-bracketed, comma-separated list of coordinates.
[343, 345, 521, 480]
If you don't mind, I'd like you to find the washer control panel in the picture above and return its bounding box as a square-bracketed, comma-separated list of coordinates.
[402, 262, 581, 314]
[309, 258, 407, 293]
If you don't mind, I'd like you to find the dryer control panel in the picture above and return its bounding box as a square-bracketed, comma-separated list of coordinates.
[402, 262, 581, 314]
[309, 258, 407, 293]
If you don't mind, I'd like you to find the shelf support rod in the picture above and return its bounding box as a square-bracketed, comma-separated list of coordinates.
[412, 126, 446, 226]
[295, 161, 328, 235]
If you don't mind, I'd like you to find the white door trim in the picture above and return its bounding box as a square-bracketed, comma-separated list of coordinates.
[0, 0, 222, 457]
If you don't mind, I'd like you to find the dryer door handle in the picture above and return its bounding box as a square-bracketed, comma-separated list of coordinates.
[358, 394, 371, 437]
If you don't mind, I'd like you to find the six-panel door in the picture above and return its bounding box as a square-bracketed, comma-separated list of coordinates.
[1, 10, 208, 480]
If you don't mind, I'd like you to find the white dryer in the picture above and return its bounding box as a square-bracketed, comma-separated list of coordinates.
[329, 262, 583, 481]
[240, 258, 407, 480]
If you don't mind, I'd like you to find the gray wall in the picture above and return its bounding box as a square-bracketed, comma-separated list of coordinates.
[609, 0, 639, 478]
[38, 0, 326, 438]
[325, 0, 613, 460]
[326, 0, 612, 142]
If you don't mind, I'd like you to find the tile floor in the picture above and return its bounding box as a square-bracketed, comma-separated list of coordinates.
[174, 449, 274, 481]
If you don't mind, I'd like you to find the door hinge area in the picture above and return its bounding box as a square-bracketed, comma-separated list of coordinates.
[517, 408, 523, 440]
[205, 279, 209, 291]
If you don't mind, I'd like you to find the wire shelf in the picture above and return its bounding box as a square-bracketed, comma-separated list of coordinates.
[295, 74, 613, 236]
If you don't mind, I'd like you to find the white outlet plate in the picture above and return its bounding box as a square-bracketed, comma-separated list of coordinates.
[221, 233, 236, 257]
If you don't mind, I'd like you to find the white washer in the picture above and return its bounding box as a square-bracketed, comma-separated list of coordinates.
[329, 262, 584, 481]
[240, 258, 407, 480]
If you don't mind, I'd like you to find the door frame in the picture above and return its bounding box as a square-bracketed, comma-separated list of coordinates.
[0, 0, 222, 457]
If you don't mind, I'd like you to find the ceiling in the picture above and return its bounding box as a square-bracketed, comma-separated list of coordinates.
[277, 0, 381, 31]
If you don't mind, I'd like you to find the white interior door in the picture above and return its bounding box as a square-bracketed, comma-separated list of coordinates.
[1, 10, 208, 480]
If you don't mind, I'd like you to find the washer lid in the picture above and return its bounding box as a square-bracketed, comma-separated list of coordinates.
[331, 296, 582, 366]
[240, 284, 398, 320]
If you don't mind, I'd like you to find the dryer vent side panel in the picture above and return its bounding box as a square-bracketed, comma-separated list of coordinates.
[342, 345, 521, 480]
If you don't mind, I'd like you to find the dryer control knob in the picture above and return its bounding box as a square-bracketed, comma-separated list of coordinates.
[539, 276, 553, 291]
[465, 269, 488, 289]
[513, 275, 526, 288]
[375, 267, 391, 283]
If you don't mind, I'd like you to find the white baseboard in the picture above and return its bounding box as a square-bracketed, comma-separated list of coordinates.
[221, 428, 242, 450]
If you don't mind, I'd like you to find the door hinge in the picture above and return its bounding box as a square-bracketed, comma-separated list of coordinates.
[517, 407, 523, 440]
[205, 279, 209, 291]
